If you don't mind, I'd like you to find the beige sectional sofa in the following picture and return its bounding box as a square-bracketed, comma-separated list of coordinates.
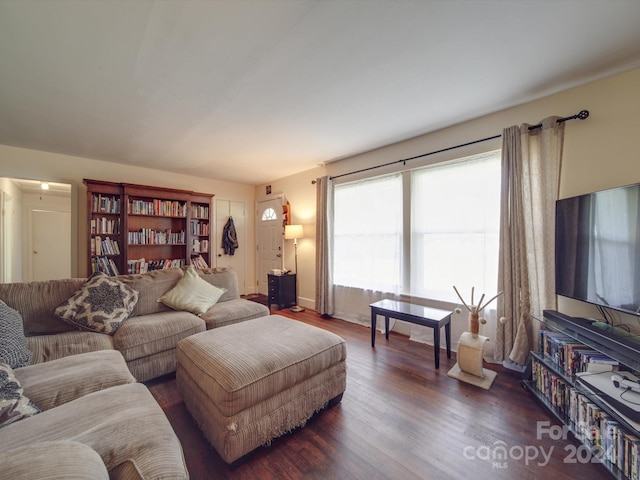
[0, 350, 189, 479]
[0, 266, 269, 382]
[0, 266, 270, 478]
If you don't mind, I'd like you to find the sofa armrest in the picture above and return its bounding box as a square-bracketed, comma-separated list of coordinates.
[0, 440, 109, 479]
[15, 350, 135, 410]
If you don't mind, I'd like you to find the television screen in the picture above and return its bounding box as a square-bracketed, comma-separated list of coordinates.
[555, 182, 640, 316]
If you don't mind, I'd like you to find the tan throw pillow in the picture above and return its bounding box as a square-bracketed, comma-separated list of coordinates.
[158, 265, 226, 316]
[0, 363, 40, 428]
[53, 273, 139, 335]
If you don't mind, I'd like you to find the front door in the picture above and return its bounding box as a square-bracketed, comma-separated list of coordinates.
[256, 198, 284, 295]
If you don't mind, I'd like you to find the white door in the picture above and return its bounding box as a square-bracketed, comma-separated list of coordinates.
[256, 198, 284, 295]
[215, 199, 246, 294]
[31, 209, 71, 281]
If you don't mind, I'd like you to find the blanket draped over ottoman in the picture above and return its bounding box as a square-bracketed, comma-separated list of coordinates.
[176, 315, 347, 464]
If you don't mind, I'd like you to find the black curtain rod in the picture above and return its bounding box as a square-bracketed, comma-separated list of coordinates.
[329, 110, 589, 181]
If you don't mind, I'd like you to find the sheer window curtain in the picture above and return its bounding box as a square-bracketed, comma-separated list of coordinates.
[315, 176, 334, 316]
[496, 118, 564, 366]
[408, 154, 501, 353]
[332, 175, 403, 328]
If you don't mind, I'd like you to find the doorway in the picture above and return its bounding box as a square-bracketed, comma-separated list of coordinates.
[0, 177, 73, 282]
[256, 197, 285, 295]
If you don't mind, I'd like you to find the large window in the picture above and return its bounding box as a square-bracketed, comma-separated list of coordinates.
[333, 174, 403, 292]
[333, 151, 501, 303]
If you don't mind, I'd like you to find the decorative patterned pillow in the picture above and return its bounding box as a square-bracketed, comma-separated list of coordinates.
[53, 273, 139, 335]
[0, 363, 40, 428]
[158, 265, 226, 316]
[0, 300, 32, 368]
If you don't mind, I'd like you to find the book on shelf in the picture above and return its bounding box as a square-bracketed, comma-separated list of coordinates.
[539, 330, 620, 376]
[92, 236, 120, 256]
[128, 199, 186, 217]
[191, 239, 209, 253]
[128, 228, 185, 245]
[91, 256, 119, 276]
[190, 204, 209, 219]
[191, 221, 209, 235]
[532, 359, 640, 478]
[91, 217, 120, 235]
[127, 258, 185, 274]
[91, 194, 120, 214]
[190, 255, 209, 269]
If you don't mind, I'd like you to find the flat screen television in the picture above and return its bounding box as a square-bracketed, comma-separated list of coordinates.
[555, 182, 640, 316]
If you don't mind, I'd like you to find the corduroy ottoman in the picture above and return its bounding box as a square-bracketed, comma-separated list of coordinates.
[176, 314, 347, 464]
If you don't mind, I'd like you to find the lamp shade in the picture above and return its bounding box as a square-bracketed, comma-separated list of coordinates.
[284, 224, 303, 240]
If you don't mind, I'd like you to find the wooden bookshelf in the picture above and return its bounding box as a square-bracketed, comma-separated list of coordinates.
[84, 180, 213, 275]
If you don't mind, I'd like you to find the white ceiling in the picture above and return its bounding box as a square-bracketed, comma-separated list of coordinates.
[1, 1, 640, 186]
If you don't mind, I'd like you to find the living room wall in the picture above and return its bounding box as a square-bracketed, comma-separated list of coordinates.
[262, 67, 640, 318]
[0, 145, 257, 284]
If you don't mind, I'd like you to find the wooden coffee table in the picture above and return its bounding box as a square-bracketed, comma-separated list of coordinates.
[370, 299, 452, 369]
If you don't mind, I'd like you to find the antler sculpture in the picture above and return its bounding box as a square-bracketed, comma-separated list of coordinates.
[453, 286, 503, 337]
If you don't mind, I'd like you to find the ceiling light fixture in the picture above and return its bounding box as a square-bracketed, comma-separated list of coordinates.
[41, 182, 49, 190]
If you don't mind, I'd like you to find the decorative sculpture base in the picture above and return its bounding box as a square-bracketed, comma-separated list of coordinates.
[447, 332, 497, 390]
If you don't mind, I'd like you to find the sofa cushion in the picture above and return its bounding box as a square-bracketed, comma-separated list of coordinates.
[0, 363, 40, 428]
[200, 297, 270, 329]
[0, 383, 189, 480]
[0, 300, 31, 368]
[53, 273, 139, 335]
[0, 278, 85, 335]
[159, 265, 226, 315]
[198, 267, 240, 301]
[27, 330, 114, 365]
[0, 440, 109, 480]
[15, 350, 135, 411]
[113, 311, 205, 362]
[117, 268, 184, 317]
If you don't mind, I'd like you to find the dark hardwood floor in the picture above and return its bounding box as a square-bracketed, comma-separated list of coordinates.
[146, 307, 610, 480]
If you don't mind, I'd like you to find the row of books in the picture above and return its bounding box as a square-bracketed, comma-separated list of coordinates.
[191, 221, 209, 236]
[91, 194, 120, 214]
[90, 217, 120, 234]
[573, 386, 639, 479]
[91, 236, 120, 256]
[540, 330, 619, 377]
[532, 359, 640, 479]
[191, 239, 209, 253]
[190, 255, 209, 269]
[128, 228, 185, 245]
[128, 199, 187, 217]
[91, 256, 120, 276]
[190, 205, 209, 219]
[127, 258, 186, 274]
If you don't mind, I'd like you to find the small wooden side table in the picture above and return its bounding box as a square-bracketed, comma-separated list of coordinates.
[267, 273, 296, 310]
[370, 299, 452, 369]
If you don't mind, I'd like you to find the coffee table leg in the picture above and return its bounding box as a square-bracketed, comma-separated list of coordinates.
[445, 320, 452, 359]
[371, 309, 376, 347]
[385, 316, 390, 340]
[434, 326, 440, 369]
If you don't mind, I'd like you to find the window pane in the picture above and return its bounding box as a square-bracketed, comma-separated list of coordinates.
[334, 175, 402, 292]
[411, 152, 501, 303]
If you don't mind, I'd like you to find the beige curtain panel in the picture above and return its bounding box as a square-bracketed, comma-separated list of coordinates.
[496, 117, 564, 366]
[315, 176, 335, 316]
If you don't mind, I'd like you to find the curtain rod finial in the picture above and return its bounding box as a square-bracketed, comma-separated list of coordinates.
[577, 110, 589, 120]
